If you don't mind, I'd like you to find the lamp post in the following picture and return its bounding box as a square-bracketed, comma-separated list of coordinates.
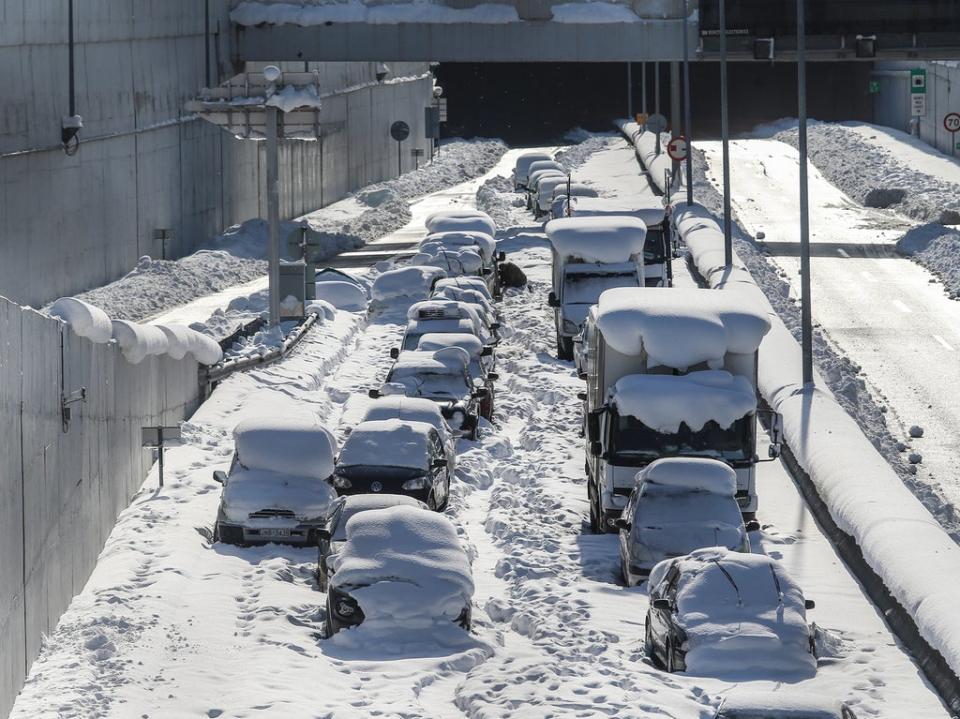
[264, 65, 282, 328]
[719, 0, 732, 267]
[683, 0, 693, 206]
[797, 0, 813, 385]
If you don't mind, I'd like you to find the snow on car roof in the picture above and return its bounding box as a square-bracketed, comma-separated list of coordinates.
[514, 152, 552, 173]
[567, 197, 666, 226]
[636, 457, 738, 496]
[527, 160, 564, 175]
[417, 332, 484, 358]
[546, 216, 647, 265]
[371, 265, 446, 302]
[424, 214, 496, 238]
[338, 418, 435, 470]
[431, 285, 495, 316]
[407, 299, 472, 321]
[434, 276, 492, 300]
[610, 371, 756, 433]
[537, 175, 570, 197]
[718, 688, 845, 718]
[551, 182, 598, 200]
[233, 416, 336, 480]
[421, 231, 496, 260]
[337, 494, 427, 514]
[354, 396, 449, 437]
[595, 287, 771, 370]
[332, 505, 474, 622]
[528, 169, 566, 187]
[391, 348, 471, 373]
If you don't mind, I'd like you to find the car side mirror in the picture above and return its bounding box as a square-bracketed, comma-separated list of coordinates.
[590, 440, 603, 457]
[474, 387, 489, 398]
[368, 388, 381, 399]
[212, 470, 227, 485]
[768, 443, 782, 459]
[586, 408, 603, 442]
[432, 458, 447, 469]
[487, 372, 499, 381]
[489, 322, 501, 331]
[745, 519, 761, 532]
[390, 347, 399, 359]
[805, 599, 816, 610]
[652, 598, 671, 611]
[577, 371, 587, 381]
[482, 267, 493, 275]
[576, 391, 587, 401]
[497, 251, 506, 263]
[613, 518, 631, 531]
[481, 345, 493, 357]
[316, 528, 331, 543]
[547, 291, 560, 308]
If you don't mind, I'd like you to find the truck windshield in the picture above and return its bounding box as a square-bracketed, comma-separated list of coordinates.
[563, 270, 638, 305]
[609, 411, 753, 464]
[644, 232, 668, 265]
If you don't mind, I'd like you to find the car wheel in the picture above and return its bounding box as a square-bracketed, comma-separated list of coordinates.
[588, 485, 601, 534]
[557, 334, 574, 361]
[644, 620, 656, 662]
[317, 570, 328, 593]
[323, 597, 335, 638]
[620, 556, 631, 587]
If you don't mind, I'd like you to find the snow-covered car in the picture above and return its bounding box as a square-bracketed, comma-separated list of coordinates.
[370, 265, 446, 304]
[526, 168, 566, 209]
[420, 230, 505, 297]
[325, 505, 474, 635]
[431, 284, 499, 328]
[417, 332, 498, 419]
[411, 245, 485, 278]
[375, 348, 484, 438]
[340, 394, 457, 475]
[534, 175, 572, 219]
[512, 151, 552, 189]
[713, 690, 859, 719]
[397, 300, 497, 352]
[434, 276, 494, 302]
[212, 417, 339, 546]
[316, 494, 429, 591]
[423, 211, 496, 239]
[645, 548, 817, 677]
[614, 458, 751, 585]
[332, 419, 451, 510]
[550, 182, 600, 219]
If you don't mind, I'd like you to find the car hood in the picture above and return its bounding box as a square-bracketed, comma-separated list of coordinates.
[222, 468, 338, 523]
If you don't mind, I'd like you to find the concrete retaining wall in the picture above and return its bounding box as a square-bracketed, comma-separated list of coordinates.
[0, 296, 204, 717]
[0, 0, 432, 308]
[873, 60, 960, 157]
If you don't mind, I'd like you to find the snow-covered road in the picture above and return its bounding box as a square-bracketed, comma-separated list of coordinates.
[11, 138, 950, 719]
[700, 139, 960, 528]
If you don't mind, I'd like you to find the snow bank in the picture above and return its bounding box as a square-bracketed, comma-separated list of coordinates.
[637, 457, 737, 495]
[110, 320, 169, 364]
[332, 506, 473, 623]
[48, 297, 113, 343]
[371, 266, 446, 303]
[610, 371, 756, 433]
[674, 197, 960, 679]
[338, 419, 433, 470]
[234, 416, 336, 481]
[546, 216, 647, 264]
[595, 287, 771, 370]
[221, 468, 338, 523]
[896, 224, 960, 299]
[312, 281, 368, 312]
[156, 323, 223, 365]
[231, 0, 519, 25]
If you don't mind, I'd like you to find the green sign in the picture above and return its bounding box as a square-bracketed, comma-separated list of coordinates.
[911, 68, 927, 94]
[869, 80, 881, 94]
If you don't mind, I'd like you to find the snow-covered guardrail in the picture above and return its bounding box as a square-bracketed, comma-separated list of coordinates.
[672, 200, 960, 711]
[616, 120, 683, 197]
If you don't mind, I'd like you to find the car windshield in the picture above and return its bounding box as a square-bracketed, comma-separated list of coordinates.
[329, 496, 421, 541]
[644, 233, 668, 264]
[387, 370, 470, 399]
[609, 411, 752, 464]
[563, 270, 638, 305]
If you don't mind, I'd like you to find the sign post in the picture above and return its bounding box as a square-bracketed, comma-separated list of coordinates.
[390, 120, 410, 176]
[667, 136, 688, 190]
[645, 113, 668, 155]
[945, 112, 960, 156]
[142, 426, 182, 488]
[911, 68, 928, 138]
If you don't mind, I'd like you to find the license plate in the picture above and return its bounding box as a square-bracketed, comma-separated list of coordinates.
[259, 528, 291, 538]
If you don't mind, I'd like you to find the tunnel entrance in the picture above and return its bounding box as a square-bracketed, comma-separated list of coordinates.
[435, 61, 873, 146]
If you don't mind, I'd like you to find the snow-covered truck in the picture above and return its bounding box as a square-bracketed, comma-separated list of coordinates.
[580, 287, 781, 532]
[564, 198, 672, 287]
[545, 216, 647, 360]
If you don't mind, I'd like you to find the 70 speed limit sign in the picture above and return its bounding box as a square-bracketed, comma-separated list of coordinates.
[945, 112, 960, 133]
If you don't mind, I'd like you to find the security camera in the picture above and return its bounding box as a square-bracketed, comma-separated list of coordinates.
[263, 65, 282, 83]
[376, 63, 390, 83]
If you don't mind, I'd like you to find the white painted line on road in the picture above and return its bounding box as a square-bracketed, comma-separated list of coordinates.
[860, 271, 878, 283]
[933, 334, 955, 351]
[892, 299, 913, 313]
[836, 248, 851, 258]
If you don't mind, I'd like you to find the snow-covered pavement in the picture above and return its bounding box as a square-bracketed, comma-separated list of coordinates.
[10, 138, 951, 719]
[700, 139, 960, 531]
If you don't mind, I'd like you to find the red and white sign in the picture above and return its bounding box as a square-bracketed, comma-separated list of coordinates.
[667, 136, 688, 162]
[945, 112, 960, 133]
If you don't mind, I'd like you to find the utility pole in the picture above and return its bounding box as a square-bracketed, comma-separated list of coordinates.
[719, 0, 732, 267]
[265, 105, 281, 328]
[797, 0, 813, 385]
[683, 0, 694, 206]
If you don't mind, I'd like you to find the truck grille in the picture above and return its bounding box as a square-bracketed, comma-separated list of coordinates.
[248, 508, 296, 520]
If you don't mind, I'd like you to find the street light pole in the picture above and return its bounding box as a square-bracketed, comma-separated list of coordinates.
[797, 0, 813, 385]
[266, 105, 281, 328]
[719, 0, 732, 267]
[683, 0, 694, 206]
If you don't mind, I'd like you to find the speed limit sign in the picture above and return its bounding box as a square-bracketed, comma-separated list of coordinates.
[944, 112, 960, 133]
[667, 136, 688, 162]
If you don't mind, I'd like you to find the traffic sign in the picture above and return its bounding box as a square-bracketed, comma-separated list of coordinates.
[911, 68, 927, 94]
[667, 136, 688, 161]
[390, 121, 410, 142]
[944, 112, 960, 133]
[645, 113, 668, 134]
[912, 94, 927, 117]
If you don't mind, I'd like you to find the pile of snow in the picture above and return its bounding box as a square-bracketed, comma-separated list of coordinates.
[595, 287, 771, 370]
[651, 548, 816, 678]
[331, 506, 473, 623]
[338, 419, 433, 470]
[610, 371, 756, 433]
[156, 323, 223, 365]
[546, 216, 647, 264]
[110, 320, 170, 364]
[231, 0, 519, 25]
[312, 281, 368, 311]
[637, 457, 737, 495]
[371, 265, 446, 303]
[896, 224, 960, 299]
[234, 416, 336, 481]
[48, 297, 113, 343]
